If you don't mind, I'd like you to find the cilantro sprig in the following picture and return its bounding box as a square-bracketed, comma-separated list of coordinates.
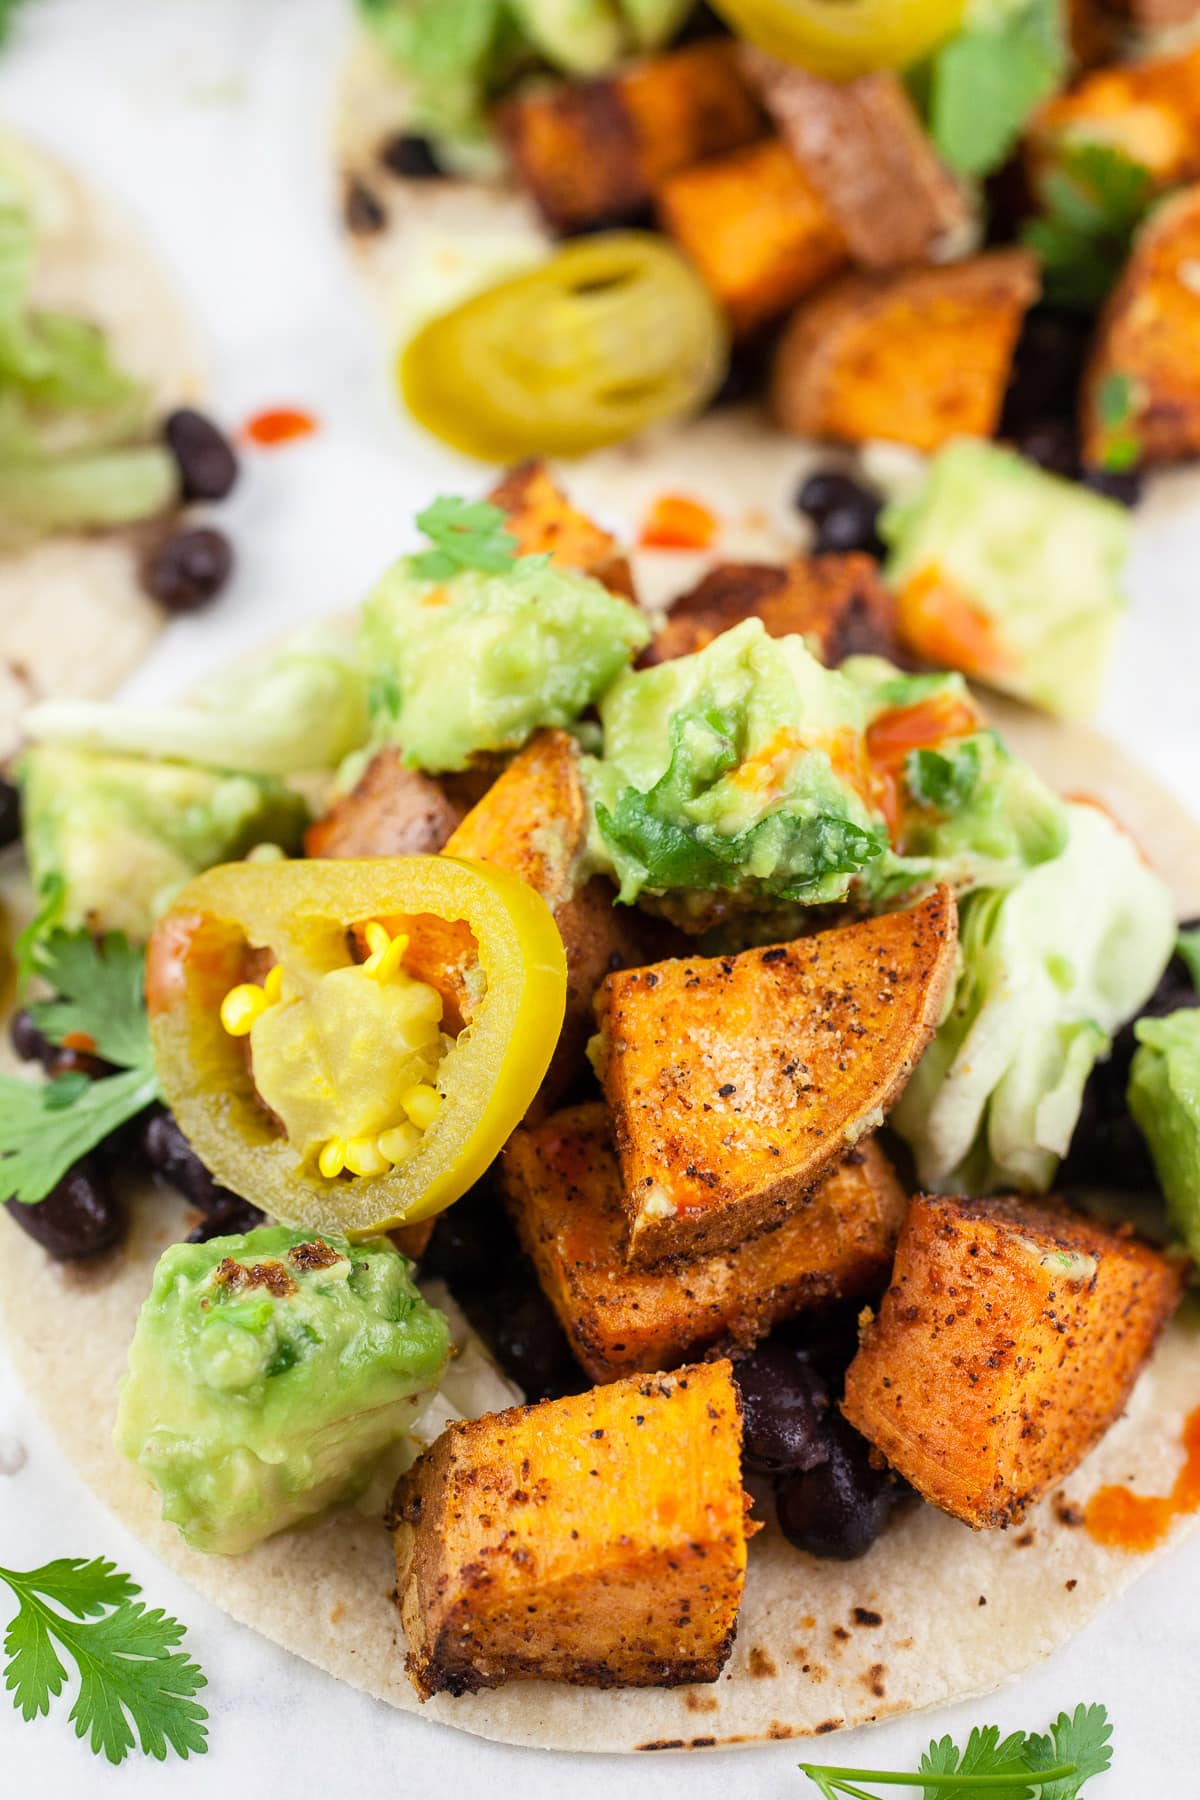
[800, 1703, 1113, 1799]
[1, 1556, 208, 1765]
[411, 494, 530, 580]
[1022, 142, 1155, 312]
[0, 930, 160, 1206]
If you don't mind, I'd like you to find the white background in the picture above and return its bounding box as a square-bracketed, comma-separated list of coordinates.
[1, 2, 1199, 1793]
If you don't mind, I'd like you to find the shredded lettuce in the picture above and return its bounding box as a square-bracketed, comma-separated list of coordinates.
[892, 801, 1176, 1193]
[25, 630, 370, 777]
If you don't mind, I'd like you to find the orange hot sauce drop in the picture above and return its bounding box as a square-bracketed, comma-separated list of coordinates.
[242, 407, 318, 447]
[1085, 1404, 1200, 1553]
[639, 494, 719, 551]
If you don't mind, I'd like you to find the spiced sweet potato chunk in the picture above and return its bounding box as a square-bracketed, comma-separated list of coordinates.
[656, 139, 847, 337]
[503, 1103, 909, 1382]
[1032, 42, 1200, 187]
[842, 1194, 1185, 1529]
[1082, 184, 1200, 467]
[743, 52, 969, 269]
[496, 40, 764, 233]
[441, 729, 669, 1110]
[488, 462, 636, 599]
[304, 749, 473, 859]
[772, 250, 1040, 453]
[594, 886, 958, 1267]
[642, 554, 899, 669]
[393, 1360, 748, 1697]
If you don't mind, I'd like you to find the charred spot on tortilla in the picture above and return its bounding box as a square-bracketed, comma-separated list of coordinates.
[344, 176, 386, 235]
[852, 1607, 883, 1627]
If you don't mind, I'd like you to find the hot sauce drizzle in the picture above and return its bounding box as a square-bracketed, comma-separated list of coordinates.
[242, 407, 318, 447]
[1085, 1403, 1200, 1553]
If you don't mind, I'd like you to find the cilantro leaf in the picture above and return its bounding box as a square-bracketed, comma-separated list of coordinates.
[930, 0, 1067, 179]
[919, 1724, 1036, 1798]
[0, 1061, 159, 1204]
[1022, 142, 1154, 310]
[799, 1700, 1111, 1797]
[1176, 926, 1200, 989]
[0, 1558, 208, 1765]
[410, 495, 524, 581]
[1025, 1704, 1113, 1800]
[29, 930, 152, 1069]
[907, 738, 984, 812]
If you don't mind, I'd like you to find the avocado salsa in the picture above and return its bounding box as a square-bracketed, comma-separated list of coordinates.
[0, 473, 1188, 1662]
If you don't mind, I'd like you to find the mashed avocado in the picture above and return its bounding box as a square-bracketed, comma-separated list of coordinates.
[843, 660, 1068, 902]
[586, 617, 887, 916]
[1129, 1010, 1200, 1262]
[115, 1226, 450, 1555]
[360, 555, 649, 773]
[881, 441, 1128, 720]
[20, 745, 307, 940]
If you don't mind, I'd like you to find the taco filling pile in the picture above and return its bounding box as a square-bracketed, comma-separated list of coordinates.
[0, 466, 1196, 1727]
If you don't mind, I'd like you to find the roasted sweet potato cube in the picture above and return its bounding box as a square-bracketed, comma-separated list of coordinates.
[743, 51, 970, 270]
[656, 139, 847, 337]
[488, 461, 636, 599]
[1081, 183, 1200, 466]
[1109, 0, 1200, 22]
[503, 1103, 909, 1382]
[304, 749, 486, 859]
[1031, 42, 1200, 185]
[842, 1194, 1185, 1529]
[772, 250, 1041, 452]
[593, 885, 958, 1267]
[496, 41, 763, 233]
[641, 554, 899, 669]
[392, 1360, 748, 1697]
[432, 729, 671, 1109]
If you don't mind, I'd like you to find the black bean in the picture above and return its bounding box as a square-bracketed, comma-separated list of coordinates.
[1017, 418, 1080, 482]
[736, 1342, 834, 1474]
[488, 1277, 580, 1403]
[5, 1157, 124, 1260]
[0, 776, 20, 849]
[795, 469, 872, 525]
[9, 1008, 52, 1066]
[774, 1416, 905, 1560]
[163, 409, 239, 502]
[814, 500, 884, 558]
[1000, 308, 1089, 440]
[420, 1177, 521, 1299]
[9, 1011, 112, 1078]
[1064, 921, 1200, 1191]
[143, 527, 233, 612]
[140, 1106, 235, 1215]
[1081, 465, 1143, 508]
[378, 131, 444, 179]
[187, 1200, 265, 1243]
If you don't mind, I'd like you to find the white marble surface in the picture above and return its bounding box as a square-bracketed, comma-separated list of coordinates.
[1, 2, 1199, 1793]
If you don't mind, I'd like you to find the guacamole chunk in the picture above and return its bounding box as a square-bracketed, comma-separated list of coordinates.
[586, 617, 887, 917]
[115, 1226, 451, 1555]
[881, 441, 1129, 720]
[844, 659, 1068, 902]
[360, 555, 649, 772]
[20, 745, 307, 940]
[1129, 1010, 1200, 1263]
